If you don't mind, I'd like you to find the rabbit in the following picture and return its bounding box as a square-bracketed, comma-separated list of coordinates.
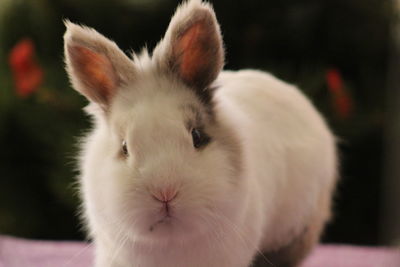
[63, 0, 338, 266]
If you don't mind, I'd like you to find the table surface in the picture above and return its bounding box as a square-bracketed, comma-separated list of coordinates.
[0, 235, 399, 267]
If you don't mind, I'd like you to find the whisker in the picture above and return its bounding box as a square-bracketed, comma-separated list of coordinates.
[62, 241, 94, 267]
[207, 207, 276, 267]
[198, 213, 232, 265]
[108, 234, 130, 266]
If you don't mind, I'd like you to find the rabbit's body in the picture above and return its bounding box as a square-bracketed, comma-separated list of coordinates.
[215, 70, 337, 266]
[64, 1, 337, 266]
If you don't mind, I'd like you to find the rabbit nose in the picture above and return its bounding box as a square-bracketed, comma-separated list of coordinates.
[152, 187, 178, 203]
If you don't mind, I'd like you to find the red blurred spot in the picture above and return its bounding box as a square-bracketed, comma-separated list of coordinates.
[9, 39, 43, 97]
[326, 69, 353, 119]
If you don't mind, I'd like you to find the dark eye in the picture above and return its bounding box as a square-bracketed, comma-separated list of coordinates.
[191, 128, 210, 149]
[122, 140, 129, 156]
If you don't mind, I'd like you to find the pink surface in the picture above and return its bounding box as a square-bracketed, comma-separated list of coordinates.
[300, 244, 400, 267]
[0, 236, 93, 267]
[0, 235, 399, 267]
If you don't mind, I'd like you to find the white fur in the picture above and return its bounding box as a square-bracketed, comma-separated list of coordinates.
[214, 70, 337, 251]
[65, 1, 337, 267]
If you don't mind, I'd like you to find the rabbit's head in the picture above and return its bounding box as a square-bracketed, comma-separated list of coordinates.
[65, 0, 244, 245]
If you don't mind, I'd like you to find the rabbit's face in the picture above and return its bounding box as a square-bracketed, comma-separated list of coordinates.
[64, 0, 242, 244]
[85, 76, 241, 244]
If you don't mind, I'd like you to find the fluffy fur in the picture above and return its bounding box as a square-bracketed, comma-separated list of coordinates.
[64, 1, 338, 267]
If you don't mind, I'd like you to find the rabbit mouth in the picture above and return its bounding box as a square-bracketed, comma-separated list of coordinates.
[149, 215, 173, 232]
[137, 209, 212, 244]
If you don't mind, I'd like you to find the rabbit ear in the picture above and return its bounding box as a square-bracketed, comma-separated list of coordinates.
[154, 0, 224, 93]
[64, 21, 135, 110]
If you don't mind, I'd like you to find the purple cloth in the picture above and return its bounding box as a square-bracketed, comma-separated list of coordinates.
[0, 236, 93, 267]
[0, 235, 399, 267]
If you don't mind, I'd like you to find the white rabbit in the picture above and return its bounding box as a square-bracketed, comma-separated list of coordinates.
[64, 0, 338, 266]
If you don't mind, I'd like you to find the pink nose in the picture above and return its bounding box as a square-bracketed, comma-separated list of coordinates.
[152, 187, 178, 203]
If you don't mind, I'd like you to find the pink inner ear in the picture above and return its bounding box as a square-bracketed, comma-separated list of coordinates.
[69, 45, 117, 103]
[176, 22, 211, 85]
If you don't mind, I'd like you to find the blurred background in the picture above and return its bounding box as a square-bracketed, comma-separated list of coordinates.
[0, 0, 399, 246]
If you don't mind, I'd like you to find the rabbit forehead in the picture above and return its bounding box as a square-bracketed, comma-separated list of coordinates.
[108, 81, 207, 157]
[110, 73, 210, 128]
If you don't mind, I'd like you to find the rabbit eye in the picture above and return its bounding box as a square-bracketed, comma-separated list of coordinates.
[122, 140, 129, 156]
[191, 128, 210, 149]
